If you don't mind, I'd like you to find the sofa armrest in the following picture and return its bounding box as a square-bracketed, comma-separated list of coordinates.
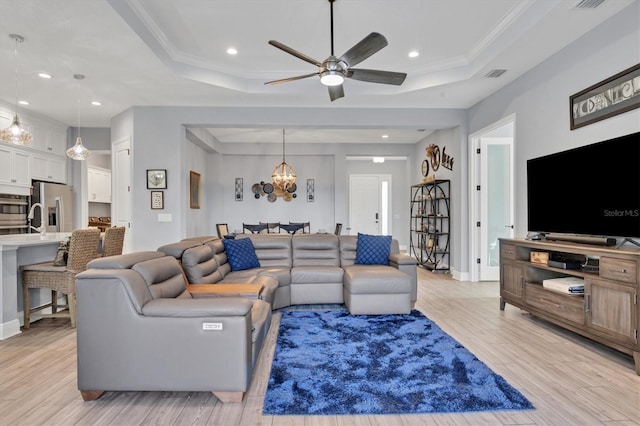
[141, 298, 253, 317]
[388, 253, 418, 303]
[389, 253, 417, 265]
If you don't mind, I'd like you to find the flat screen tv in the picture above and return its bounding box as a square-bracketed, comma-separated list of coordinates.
[527, 132, 640, 240]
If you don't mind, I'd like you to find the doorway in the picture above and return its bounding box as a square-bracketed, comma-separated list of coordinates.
[349, 174, 392, 235]
[469, 115, 515, 281]
[86, 152, 112, 231]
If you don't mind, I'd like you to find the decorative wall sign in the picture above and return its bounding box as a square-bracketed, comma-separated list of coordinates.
[189, 171, 201, 209]
[425, 144, 454, 174]
[570, 63, 640, 130]
[421, 159, 429, 177]
[426, 144, 440, 172]
[306, 179, 315, 202]
[235, 178, 243, 201]
[151, 191, 164, 209]
[146, 169, 167, 189]
[441, 147, 454, 170]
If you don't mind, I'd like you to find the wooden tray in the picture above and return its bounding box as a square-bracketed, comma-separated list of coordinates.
[186, 283, 263, 299]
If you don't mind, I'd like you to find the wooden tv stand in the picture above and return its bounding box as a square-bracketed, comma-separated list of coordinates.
[499, 238, 639, 374]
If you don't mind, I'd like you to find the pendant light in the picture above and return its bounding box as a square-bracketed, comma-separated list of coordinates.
[271, 129, 296, 192]
[0, 34, 33, 145]
[66, 74, 92, 160]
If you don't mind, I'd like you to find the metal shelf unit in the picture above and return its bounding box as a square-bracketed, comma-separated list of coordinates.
[410, 180, 450, 272]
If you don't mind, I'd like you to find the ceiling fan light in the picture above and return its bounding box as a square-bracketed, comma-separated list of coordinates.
[320, 71, 344, 86]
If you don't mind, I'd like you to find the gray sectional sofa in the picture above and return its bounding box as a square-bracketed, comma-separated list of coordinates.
[75, 233, 417, 403]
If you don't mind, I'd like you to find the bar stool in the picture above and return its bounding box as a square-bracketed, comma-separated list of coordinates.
[21, 228, 101, 328]
[102, 226, 126, 257]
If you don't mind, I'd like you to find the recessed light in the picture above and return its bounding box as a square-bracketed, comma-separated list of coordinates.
[91, 101, 102, 106]
[373, 157, 385, 163]
[18, 100, 29, 105]
[227, 47, 238, 55]
[38, 72, 52, 79]
[381, 134, 389, 139]
[408, 51, 419, 58]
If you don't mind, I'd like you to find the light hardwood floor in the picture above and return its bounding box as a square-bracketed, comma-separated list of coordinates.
[1, 269, 639, 425]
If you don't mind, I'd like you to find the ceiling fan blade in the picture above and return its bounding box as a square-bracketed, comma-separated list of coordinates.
[265, 72, 319, 85]
[268, 40, 323, 67]
[338, 32, 388, 67]
[328, 84, 344, 102]
[346, 68, 407, 85]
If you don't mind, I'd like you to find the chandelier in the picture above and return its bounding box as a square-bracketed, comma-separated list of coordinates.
[66, 74, 92, 160]
[0, 34, 32, 145]
[271, 129, 296, 192]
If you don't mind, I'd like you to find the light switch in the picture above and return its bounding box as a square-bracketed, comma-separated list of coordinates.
[157, 213, 172, 222]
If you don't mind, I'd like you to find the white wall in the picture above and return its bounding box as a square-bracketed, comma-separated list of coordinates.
[413, 128, 467, 274]
[219, 153, 335, 234]
[115, 106, 466, 251]
[468, 1, 640, 241]
[183, 137, 212, 238]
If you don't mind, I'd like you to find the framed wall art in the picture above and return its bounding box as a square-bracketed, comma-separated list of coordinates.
[190, 171, 201, 209]
[306, 178, 315, 202]
[235, 178, 243, 201]
[570, 63, 640, 130]
[146, 169, 167, 189]
[151, 191, 164, 209]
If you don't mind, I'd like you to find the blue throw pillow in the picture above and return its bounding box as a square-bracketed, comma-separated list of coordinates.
[222, 237, 260, 271]
[355, 233, 392, 265]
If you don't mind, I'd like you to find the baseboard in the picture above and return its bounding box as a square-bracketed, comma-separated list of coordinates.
[452, 269, 468, 282]
[0, 319, 21, 340]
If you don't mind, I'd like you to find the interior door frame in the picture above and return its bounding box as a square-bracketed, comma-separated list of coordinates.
[468, 114, 515, 282]
[112, 136, 132, 252]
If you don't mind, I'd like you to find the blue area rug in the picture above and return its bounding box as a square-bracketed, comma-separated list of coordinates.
[263, 309, 534, 415]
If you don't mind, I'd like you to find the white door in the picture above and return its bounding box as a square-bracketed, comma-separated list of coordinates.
[479, 138, 514, 280]
[112, 137, 132, 252]
[349, 174, 391, 235]
[470, 117, 515, 281]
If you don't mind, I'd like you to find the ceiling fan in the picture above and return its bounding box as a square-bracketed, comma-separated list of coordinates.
[265, 0, 407, 101]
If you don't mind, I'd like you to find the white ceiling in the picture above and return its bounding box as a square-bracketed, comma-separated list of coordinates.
[0, 0, 634, 144]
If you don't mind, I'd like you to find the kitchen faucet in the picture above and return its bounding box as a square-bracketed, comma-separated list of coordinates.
[28, 203, 46, 235]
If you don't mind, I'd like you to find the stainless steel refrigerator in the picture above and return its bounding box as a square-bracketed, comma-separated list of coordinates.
[30, 181, 74, 233]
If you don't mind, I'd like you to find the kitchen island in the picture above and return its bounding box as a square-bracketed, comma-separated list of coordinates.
[0, 233, 70, 339]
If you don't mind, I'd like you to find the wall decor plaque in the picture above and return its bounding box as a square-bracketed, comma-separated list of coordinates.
[570, 63, 640, 130]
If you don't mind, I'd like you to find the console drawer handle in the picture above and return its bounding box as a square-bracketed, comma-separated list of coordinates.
[584, 294, 590, 312]
[538, 298, 562, 309]
[608, 268, 628, 275]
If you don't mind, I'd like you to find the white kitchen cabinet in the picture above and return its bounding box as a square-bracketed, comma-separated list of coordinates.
[0, 146, 31, 190]
[88, 167, 111, 203]
[31, 153, 67, 184]
[46, 130, 67, 156]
